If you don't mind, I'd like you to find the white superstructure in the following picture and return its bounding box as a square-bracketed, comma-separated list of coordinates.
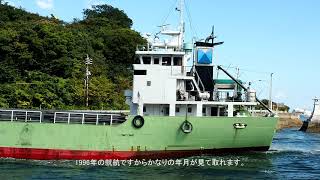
[124, 0, 270, 118]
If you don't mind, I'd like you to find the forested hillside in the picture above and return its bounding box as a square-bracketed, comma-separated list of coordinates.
[0, 2, 145, 110]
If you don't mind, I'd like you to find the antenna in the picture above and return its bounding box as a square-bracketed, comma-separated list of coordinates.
[152, 0, 186, 50]
[205, 25, 216, 43]
[179, 0, 184, 49]
[179, 0, 184, 30]
[212, 25, 215, 43]
[157, 24, 170, 28]
[203, 25, 224, 46]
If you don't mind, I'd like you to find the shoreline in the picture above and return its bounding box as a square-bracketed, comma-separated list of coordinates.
[277, 113, 320, 133]
[277, 117, 302, 130]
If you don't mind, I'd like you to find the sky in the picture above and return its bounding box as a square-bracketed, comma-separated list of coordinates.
[4, 0, 320, 110]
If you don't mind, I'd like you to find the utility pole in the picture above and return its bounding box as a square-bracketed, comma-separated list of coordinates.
[235, 67, 240, 98]
[269, 73, 273, 111]
[85, 54, 92, 107]
[236, 67, 240, 79]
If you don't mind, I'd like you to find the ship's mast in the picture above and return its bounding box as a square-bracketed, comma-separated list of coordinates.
[179, 0, 184, 50]
[149, 0, 186, 51]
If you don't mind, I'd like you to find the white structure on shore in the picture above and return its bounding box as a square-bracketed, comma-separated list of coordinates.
[299, 98, 320, 123]
[310, 98, 320, 123]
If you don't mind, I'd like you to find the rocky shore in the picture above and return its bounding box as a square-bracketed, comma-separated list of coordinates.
[277, 116, 302, 130]
[276, 113, 320, 133]
[304, 123, 320, 133]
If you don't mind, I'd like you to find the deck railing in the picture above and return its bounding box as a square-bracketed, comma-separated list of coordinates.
[0, 109, 126, 126]
[0, 109, 42, 123]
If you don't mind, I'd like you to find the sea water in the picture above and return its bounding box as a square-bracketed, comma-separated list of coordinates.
[0, 128, 319, 179]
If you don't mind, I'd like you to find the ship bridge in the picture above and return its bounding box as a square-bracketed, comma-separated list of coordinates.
[126, 38, 260, 118]
[122, 0, 272, 118]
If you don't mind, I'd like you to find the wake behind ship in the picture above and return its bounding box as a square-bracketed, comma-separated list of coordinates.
[0, 0, 278, 160]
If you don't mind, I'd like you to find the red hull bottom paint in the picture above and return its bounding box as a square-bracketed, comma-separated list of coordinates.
[0, 146, 270, 160]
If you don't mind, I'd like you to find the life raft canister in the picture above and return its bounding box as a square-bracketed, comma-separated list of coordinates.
[132, 115, 145, 128]
[181, 121, 193, 133]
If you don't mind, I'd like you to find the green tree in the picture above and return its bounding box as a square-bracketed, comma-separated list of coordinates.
[0, 3, 144, 110]
[83, 4, 132, 28]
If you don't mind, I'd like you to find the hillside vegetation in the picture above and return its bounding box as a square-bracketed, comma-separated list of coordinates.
[0, 2, 145, 110]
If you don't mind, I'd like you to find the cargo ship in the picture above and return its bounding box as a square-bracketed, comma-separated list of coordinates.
[0, 0, 278, 160]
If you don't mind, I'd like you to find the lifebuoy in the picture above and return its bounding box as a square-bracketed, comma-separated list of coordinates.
[181, 121, 193, 133]
[132, 115, 144, 128]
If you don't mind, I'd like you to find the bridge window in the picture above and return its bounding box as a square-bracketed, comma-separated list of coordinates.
[202, 108, 206, 113]
[142, 56, 151, 64]
[134, 56, 141, 64]
[173, 57, 182, 66]
[134, 70, 147, 75]
[162, 57, 171, 66]
[153, 57, 160, 64]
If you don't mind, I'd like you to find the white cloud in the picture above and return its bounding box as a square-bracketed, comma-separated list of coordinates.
[36, 0, 54, 10]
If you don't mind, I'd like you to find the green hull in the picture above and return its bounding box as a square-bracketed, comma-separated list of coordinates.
[0, 116, 278, 159]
